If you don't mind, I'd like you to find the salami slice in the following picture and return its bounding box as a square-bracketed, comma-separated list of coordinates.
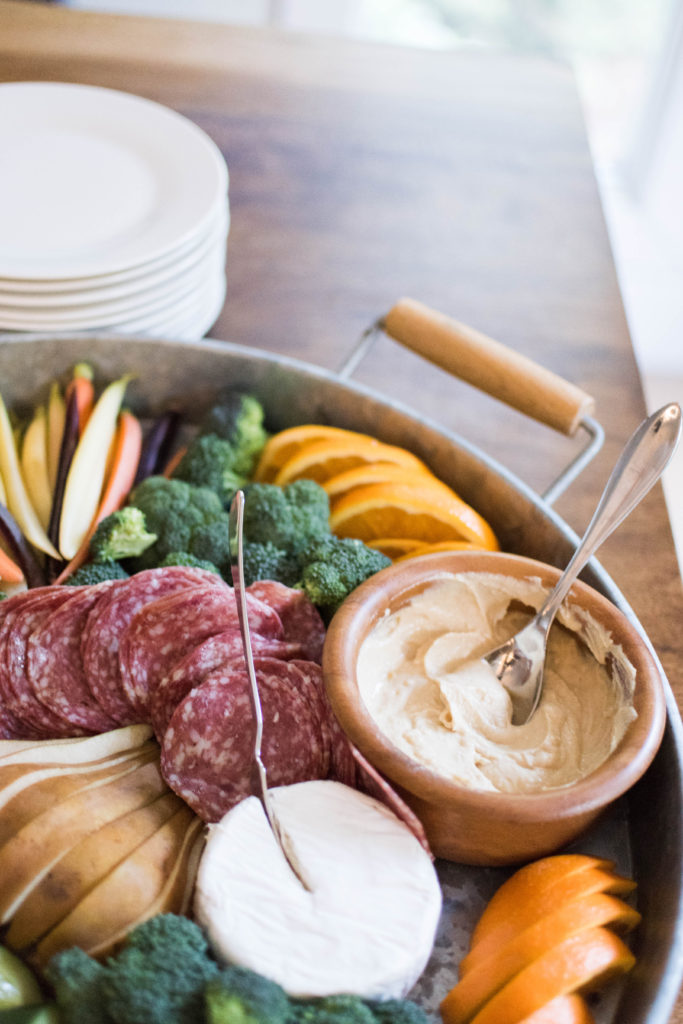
[247, 581, 326, 662]
[1, 587, 88, 737]
[81, 566, 224, 725]
[161, 659, 328, 822]
[119, 584, 284, 718]
[149, 630, 307, 741]
[27, 583, 120, 733]
[351, 745, 432, 856]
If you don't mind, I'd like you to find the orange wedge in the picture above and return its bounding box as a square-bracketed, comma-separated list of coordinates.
[468, 856, 613, 951]
[273, 437, 430, 486]
[395, 539, 482, 561]
[323, 462, 444, 505]
[467, 926, 635, 1024]
[461, 868, 635, 976]
[517, 995, 595, 1024]
[366, 537, 426, 560]
[440, 893, 640, 1024]
[329, 482, 499, 550]
[253, 425, 373, 483]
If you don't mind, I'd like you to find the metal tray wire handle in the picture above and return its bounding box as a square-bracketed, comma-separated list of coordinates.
[338, 297, 604, 505]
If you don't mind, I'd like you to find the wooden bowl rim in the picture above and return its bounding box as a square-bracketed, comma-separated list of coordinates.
[323, 550, 667, 822]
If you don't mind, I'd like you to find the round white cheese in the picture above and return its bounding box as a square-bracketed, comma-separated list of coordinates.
[193, 779, 442, 999]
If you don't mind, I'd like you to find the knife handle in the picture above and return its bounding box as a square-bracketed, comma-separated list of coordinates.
[381, 297, 595, 436]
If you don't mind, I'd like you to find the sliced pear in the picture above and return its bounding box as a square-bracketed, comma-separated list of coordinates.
[32, 806, 202, 965]
[0, 725, 153, 765]
[0, 391, 59, 559]
[6, 790, 182, 951]
[20, 406, 52, 531]
[0, 741, 159, 851]
[0, 752, 166, 922]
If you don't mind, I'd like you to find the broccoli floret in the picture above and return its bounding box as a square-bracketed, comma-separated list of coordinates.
[242, 481, 330, 557]
[101, 914, 219, 1024]
[64, 560, 129, 586]
[298, 537, 391, 616]
[242, 540, 302, 588]
[199, 392, 268, 477]
[173, 434, 247, 506]
[159, 551, 221, 575]
[90, 508, 157, 562]
[126, 476, 232, 577]
[288, 994, 376, 1024]
[205, 965, 290, 1024]
[45, 947, 112, 1024]
[366, 999, 430, 1023]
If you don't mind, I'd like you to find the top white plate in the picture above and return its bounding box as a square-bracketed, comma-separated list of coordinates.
[0, 82, 228, 281]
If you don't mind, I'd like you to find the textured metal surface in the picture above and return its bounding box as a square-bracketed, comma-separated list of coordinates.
[1, 330, 681, 1021]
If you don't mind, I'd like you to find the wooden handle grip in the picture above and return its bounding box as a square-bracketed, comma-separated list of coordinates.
[381, 298, 595, 436]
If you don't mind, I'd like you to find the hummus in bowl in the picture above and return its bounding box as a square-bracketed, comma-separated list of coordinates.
[323, 551, 666, 865]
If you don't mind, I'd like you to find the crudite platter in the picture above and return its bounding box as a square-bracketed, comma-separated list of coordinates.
[0, 328, 681, 1024]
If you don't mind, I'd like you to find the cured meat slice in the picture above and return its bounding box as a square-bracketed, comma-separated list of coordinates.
[149, 631, 307, 741]
[1, 587, 88, 738]
[247, 581, 326, 663]
[27, 583, 120, 733]
[161, 659, 328, 822]
[119, 585, 283, 718]
[81, 566, 223, 725]
[351, 745, 432, 856]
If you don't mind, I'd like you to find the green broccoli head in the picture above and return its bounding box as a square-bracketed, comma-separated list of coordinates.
[242, 480, 330, 556]
[159, 551, 221, 575]
[366, 999, 431, 1024]
[126, 476, 231, 577]
[101, 914, 219, 1024]
[298, 536, 391, 615]
[241, 540, 302, 589]
[64, 560, 129, 586]
[172, 434, 247, 507]
[205, 965, 290, 1024]
[199, 392, 268, 477]
[90, 507, 157, 562]
[288, 994, 376, 1024]
[45, 947, 112, 1024]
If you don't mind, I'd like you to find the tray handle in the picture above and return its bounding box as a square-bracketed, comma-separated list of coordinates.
[380, 298, 595, 436]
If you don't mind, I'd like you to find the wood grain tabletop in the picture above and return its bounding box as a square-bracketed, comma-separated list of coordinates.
[1, 0, 682, 1018]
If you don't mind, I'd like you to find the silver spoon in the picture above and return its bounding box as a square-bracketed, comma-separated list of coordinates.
[229, 489, 311, 890]
[483, 402, 682, 726]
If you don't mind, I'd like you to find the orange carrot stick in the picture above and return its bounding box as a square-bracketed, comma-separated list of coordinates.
[0, 546, 25, 585]
[65, 363, 95, 438]
[54, 410, 142, 584]
[163, 444, 187, 478]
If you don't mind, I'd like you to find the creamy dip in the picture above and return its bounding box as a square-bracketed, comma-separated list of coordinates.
[356, 572, 637, 793]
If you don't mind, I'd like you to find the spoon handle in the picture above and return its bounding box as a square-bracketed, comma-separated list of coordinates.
[538, 403, 681, 624]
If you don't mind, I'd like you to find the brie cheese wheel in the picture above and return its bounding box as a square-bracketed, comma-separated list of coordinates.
[194, 779, 442, 999]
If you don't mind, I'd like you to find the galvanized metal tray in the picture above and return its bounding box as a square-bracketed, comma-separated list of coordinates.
[1, 330, 681, 1024]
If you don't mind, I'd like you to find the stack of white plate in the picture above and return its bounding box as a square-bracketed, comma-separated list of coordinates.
[0, 82, 229, 340]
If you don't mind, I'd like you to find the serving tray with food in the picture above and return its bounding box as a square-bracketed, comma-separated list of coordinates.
[0, 309, 680, 1024]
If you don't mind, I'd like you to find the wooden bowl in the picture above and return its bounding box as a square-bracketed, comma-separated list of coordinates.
[323, 550, 667, 866]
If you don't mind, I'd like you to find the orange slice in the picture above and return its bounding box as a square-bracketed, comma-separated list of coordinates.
[395, 539, 482, 561]
[273, 437, 430, 486]
[461, 868, 635, 976]
[517, 995, 595, 1024]
[440, 893, 640, 1024]
[366, 537, 425, 560]
[328, 482, 499, 550]
[467, 926, 635, 1024]
[323, 462, 443, 505]
[468, 856, 613, 950]
[253, 425, 371, 483]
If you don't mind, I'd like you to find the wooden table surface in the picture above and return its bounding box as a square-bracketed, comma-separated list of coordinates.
[1, 0, 682, 1017]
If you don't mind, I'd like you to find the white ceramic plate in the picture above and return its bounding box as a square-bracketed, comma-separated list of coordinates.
[0, 82, 228, 281]
[0, 210, 229, 308]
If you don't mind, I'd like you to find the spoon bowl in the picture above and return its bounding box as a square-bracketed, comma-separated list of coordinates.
[485, 403, 682, 725]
